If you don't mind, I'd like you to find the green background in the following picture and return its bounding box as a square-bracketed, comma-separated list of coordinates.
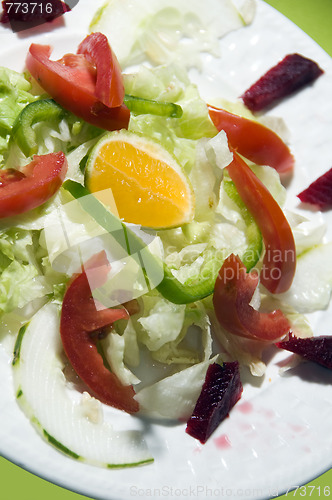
[1, 1, 332, 499]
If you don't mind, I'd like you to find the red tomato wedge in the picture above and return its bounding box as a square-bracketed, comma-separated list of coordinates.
[60, 251, 139, 414]
[208, 105, 294, 175]
[0, 168, 25, 187]
[0, 152, 67, 218]
[77, 32, 124, 108]
[227, 151, 296, 294]
[26, 34, 130, 131]
[213, 253, 291, 341]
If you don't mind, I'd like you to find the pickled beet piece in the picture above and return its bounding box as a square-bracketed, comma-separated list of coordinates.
[241, 53, 324, 112]
[297, 167, 332, 209]
[276, 333, 332, 370]
[186, 362, 243, 444]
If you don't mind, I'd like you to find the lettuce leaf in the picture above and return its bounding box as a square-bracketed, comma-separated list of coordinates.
[136, 296, 212, 365]
[102, 330, 141, 386]
[137, 296, 186, 351]
[0, 228, 51, 316]
[90, 0, 254, 69]
[0, 67, 36, 165]
[0, 260, 47, 314]
[134, 355, 218, 420]
[285, 210, 327, 255]
[125, 64, 217, 147]
[277, 242, 332, 313]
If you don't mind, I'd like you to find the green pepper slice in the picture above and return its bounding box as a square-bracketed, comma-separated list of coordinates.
[223, 178, 263, 271]
[12, 98, 65, 157]
[124, 94, 183, 118]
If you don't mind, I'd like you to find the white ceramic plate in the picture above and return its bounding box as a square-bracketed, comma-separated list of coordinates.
[1, 1, 332, 499]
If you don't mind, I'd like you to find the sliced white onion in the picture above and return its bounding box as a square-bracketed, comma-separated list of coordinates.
[13, 303, 153, 467]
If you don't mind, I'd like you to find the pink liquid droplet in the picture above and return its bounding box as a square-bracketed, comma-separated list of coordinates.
[237, 401, 253, 414]
[263, 409, 275, 419]
[214, 434, 232, 449]
[290, 424, 306, 433]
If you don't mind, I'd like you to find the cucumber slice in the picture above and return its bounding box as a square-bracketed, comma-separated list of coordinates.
[12, 303, 153, 468]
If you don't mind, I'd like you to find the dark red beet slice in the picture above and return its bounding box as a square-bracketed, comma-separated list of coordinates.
[186, 362, 243, 444]
[297, 167, 332, 209]
[276, 333, 332, 369]
[241, 53, 324, 112]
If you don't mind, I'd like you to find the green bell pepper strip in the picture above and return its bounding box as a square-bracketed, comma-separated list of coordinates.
[12, 98, 65, 157]
[62, 180, 262, 304]
[124, 94, 183, 118]
[223, 178, 263, 271]
[157, 249, 226, 304]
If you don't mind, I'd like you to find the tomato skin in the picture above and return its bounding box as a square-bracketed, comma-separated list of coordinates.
[87, 100, 130, 131]
[208, 105, 294, 175]
[227, 151, 296, 294]
[213, 253, 291, 341]
[0, 152, 67, 218]
[77, 32, 124, 108]
[60, 252, 139, 414]
[26, 40, 130, 131]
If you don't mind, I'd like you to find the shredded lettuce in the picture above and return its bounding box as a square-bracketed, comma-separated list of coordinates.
[135, 355, 218, 420]
[277, 242, 332, 313]
[98, 293, 213, 394]
[0, 261, 46, 313]
[285, 210, 327, 255]
[152, 304, 213, 365]
[126, 64, 217, 157]
[130, 295, 212, 365]
[189, 132, 233, 221]
[0, 67, 36, 165]
[122, 318, 141, 367]
[90, 0, 254, 69]
[250, 164, 287, 207]
[102, 330, 141, 386]
[28, 116, 102, 159]
[137, 296, 186, 352]
[0, 228, 51, 316]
